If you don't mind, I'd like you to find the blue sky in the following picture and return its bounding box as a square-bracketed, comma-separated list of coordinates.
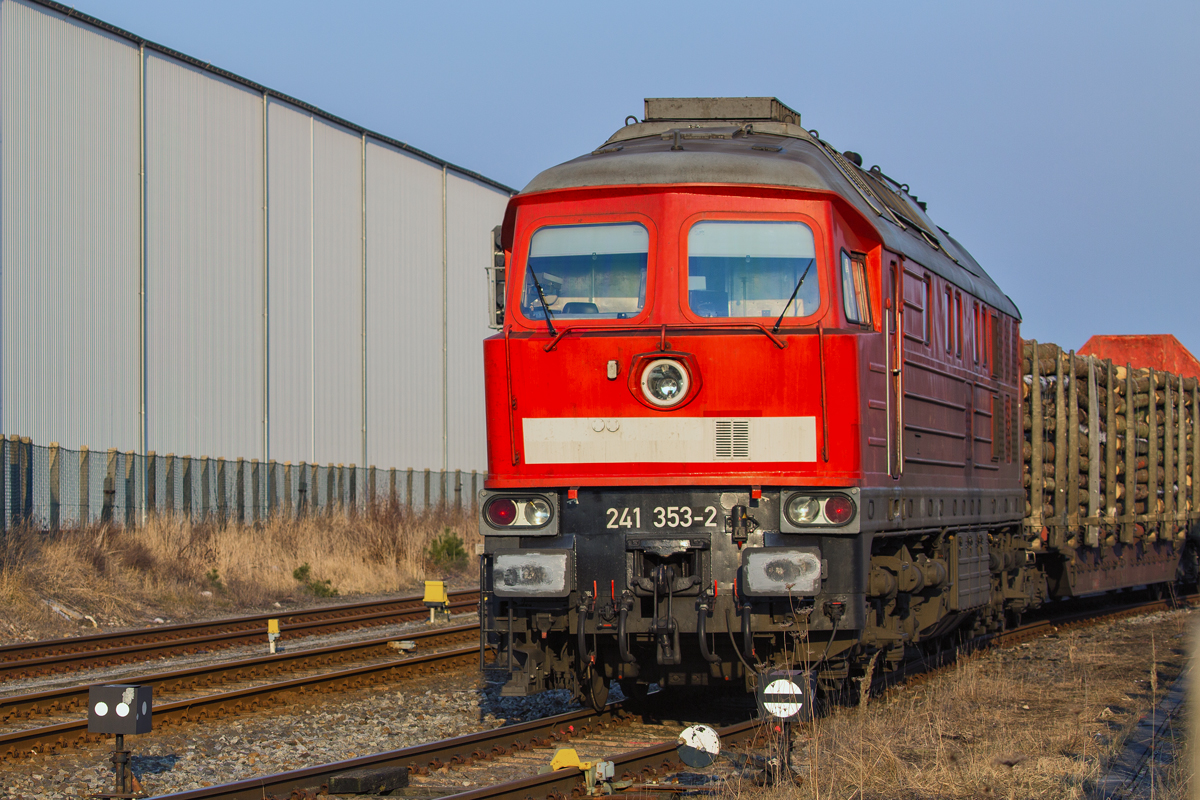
[72, 0, 1200, 354]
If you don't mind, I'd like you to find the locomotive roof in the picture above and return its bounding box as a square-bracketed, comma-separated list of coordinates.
[521, 98, 1019, 319]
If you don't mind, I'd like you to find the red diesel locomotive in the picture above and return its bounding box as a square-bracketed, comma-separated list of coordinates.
[475, 97, 1178, 708]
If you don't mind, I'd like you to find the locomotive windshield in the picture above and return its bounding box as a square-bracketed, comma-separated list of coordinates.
[687, 221, 820, 320]
[521, 223, 649, 320]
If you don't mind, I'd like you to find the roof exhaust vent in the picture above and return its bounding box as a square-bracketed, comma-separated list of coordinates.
[643, 97, 801, 126]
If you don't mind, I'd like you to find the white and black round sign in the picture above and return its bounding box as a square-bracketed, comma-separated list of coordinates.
[677, 724, 720, 768]
[757, 671, 811, 719]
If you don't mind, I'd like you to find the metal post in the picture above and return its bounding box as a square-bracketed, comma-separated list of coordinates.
[268, 460, 278, 517]
[182, 457, 193, 521]
[236, 458, 246, 524]
[164, 453, 175, 517]
[20, 437, 32, 524]
[217, 457, 227, 524]
[48, 443, 60, 532]
[125, 451, 137, 529]
[1067, 352, 1080, 543]
[251, 459, 261, 522]
[79, 446, 90, 526]
[102, 448, 117, 524]
[326, 464, 336, 516]
[146, 451, 157, 517]
[200, 456, 211, 521]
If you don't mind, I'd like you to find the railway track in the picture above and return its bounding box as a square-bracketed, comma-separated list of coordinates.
[139, 593, 1194, 800]
[0, 589, 479, 681]
[154, 704, 765, 800]
[0, 624, 480, 760]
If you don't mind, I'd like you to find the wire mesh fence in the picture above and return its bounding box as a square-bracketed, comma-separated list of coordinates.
[1, 435, 480, 531]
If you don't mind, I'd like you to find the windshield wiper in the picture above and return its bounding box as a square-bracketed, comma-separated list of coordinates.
[771, 260, 814, 334]
[527, 268, 558, 336]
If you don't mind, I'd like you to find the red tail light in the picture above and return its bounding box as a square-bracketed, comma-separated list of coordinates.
[486, 498, 518, 526]
[823, 496, 854, 525]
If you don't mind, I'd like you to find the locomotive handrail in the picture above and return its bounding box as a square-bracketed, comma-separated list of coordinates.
[541, 322, 788, 351]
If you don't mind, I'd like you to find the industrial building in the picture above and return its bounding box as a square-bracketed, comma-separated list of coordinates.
[0, 0, 512, 474]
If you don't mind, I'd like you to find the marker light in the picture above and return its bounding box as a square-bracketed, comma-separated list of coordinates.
[824, 496, 854, 525]
[486, 498, 518, 527]
[524, 498, 552, 526]
[786, 496, 821, 525]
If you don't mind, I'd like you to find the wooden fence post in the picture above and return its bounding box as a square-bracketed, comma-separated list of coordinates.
[406, 468, 414, 510]
[423, 468, 431, 510]
[349, 465, 357, 516]
[368, 465, 377, 507]
[48, 443, 60, 531]
[454, 469, 462, 511]
[389, 468, 397, 508]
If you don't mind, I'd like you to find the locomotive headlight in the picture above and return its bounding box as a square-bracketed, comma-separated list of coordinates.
[785, 495, 820, 525]
[641, 359, 690, 408]
[524, 498, 551, 526]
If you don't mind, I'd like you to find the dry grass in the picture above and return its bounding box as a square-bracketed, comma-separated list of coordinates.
[0, 503, 479, 642]
[717, 611, 1193, 800]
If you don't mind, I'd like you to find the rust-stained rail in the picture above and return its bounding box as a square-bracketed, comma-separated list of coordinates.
[0, 589, 478, 680]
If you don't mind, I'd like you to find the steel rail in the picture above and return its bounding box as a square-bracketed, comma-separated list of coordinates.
[0, 635, 481, 760]
[0, 590, 478, 680]
[147, 593, 1195, 800]
[144, 706, 619, 800]
[0, 623, 480, 724]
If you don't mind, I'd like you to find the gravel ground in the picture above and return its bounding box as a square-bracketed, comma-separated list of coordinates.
[3, 658, 582, 799]
[1, 608, 1190, 799]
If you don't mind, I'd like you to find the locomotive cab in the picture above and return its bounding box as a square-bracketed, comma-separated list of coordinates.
[478, 98, 1025, 707]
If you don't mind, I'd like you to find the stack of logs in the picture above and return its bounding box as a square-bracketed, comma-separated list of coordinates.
[1022, 341, 1199, 549]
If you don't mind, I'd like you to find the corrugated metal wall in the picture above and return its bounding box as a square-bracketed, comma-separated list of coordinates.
[0, 0, 512, 475]
[0, 0, 141, 452]
[447, 173, 511, 469]
[144, 52, 266, 460]
[365, 142, 445, 471]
